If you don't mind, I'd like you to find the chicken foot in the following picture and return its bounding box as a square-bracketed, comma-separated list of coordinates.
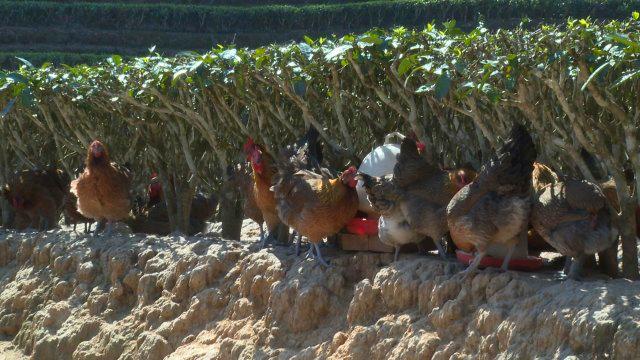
[566, 255, 586, 280]
[501, 243, 516, 271]
[293, 232, 305, 257]
[93, 220, 106, 236]
[500, 231, 525, 271]
[433, 237, 448, 260]
[260, 224, 289, 249]
[304, 241, 330, 267]
[104, 220, 115, 237]
[462, 250, 487, 278]
[257, 223, 265, 247]
[305, 243, 315, 259]
[313, 243, 331, 267]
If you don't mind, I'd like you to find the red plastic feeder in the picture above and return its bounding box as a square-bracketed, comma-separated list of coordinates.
[346, 217, 378, 236]
[455, 250, 543, 272]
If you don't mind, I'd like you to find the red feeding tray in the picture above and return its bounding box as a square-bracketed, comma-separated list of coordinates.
[455, 250, 543, 271]
[346, 217, 378, 236]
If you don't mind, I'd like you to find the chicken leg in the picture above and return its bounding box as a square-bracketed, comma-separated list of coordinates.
[563, 256, 572, 275]
[567, 255, 586, 280]
[257, 223, 265, 247]
[294, 233, 304, 256]
[501, 231, 525, 271]
[463, 250, 486, 278]
[103, 220, 115, 237]
[260, 229, 273, 249]
[434, 237, 448, 260]
[501, 243, 516, 271]
[305, 243, 315, 259]
[394, 246, 400, 262]
[313, 242, 331, 267]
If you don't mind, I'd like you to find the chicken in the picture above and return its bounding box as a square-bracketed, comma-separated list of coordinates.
[531, 163, 617, 279]
[384, 137, 476, 259]
[531, 178, 616, 279]
[526, 162, 561, 253]
[70, 140, 132, 235]
[357, 173, 422, 261]
[275, 126, 327, 253]
[244, 127, 324, 249]
[272, 166, 359, 266]
[2, 168, 70, 230]
[233, 163, 265, 240]
[147, 173, 163, 208]
[63, 191, 94, 233]
[189, 192, 218, 228]
[243, 138, 282, 248]
[446, 123, 537, 274]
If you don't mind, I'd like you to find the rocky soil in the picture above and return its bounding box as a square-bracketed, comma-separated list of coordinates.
[0, 220, 639, 359]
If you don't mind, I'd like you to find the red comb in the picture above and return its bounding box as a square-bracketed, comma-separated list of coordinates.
[243, 137, 255, 154]
[416, 142, 426, 154]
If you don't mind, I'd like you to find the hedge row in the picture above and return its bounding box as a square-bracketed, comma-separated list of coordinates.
[1, 16, 639, 276]
[3, 0, 640, 34]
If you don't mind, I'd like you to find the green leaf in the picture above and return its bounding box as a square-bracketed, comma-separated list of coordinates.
[434, 72, 452, 99]
[15, 57, 34, 68]
[580, 61, 611, 91]
[633, 11, 639, 20]
[324, 44, 353, 61]
[398, 55, 416, 76]
[109, 55, 122, 67]
[612, 69, 640, 88]
[173, 69, 188, 81]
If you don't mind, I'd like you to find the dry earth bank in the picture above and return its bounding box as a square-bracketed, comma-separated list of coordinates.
[0, 220, 638, 359]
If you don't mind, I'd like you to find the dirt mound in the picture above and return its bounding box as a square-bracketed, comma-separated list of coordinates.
[0, 221, 639, 359]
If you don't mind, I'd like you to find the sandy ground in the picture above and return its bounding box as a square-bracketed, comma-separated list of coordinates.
[0, 220, 638, 359]
[0, 340, 27, 359]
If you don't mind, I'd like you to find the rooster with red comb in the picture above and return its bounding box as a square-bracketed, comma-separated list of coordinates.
[242, 137, 285, 248]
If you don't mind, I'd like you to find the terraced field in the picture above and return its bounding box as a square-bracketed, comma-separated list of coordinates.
[1, 0, 639, 68]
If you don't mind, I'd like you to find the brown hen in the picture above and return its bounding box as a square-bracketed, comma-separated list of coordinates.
[70, 140, 132, 235]
[447, 124, 537, 275]
[393, 138, 477, 258]
[272, 166, 359, 266]
[2, 168, 70, 230]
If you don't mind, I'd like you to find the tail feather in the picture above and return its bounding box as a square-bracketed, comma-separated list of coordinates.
[491, 123, 537, 194]
[393, 137, 438, 187]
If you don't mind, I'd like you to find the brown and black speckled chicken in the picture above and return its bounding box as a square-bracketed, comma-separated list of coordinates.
[393, 138, 476, 258]
[357, 172, 422, 262]
[530, 163, 617, 279]
[446, 123, 537, 275]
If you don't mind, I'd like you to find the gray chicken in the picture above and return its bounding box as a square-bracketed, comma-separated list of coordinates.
[357, 173, 423, 262]
[446, 123, 537, 275]
[531, 177, 616, 279]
